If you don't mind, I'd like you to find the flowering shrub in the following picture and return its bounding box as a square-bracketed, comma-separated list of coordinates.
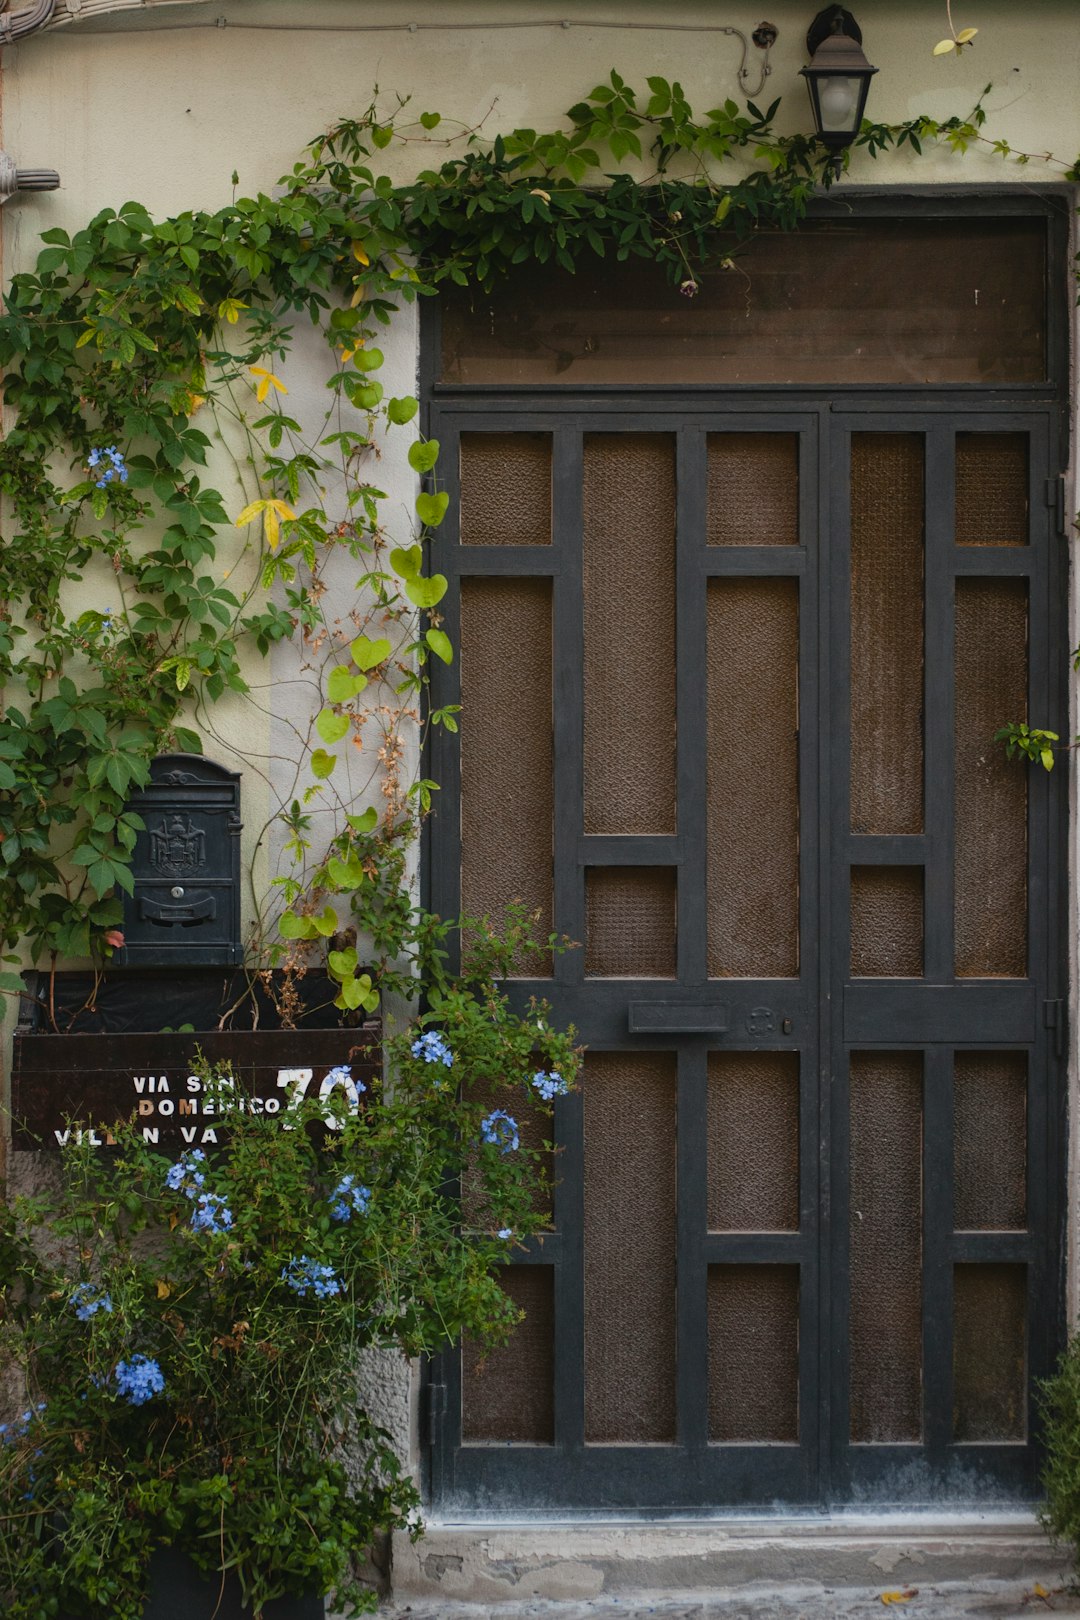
[0, 919, 578, 1620]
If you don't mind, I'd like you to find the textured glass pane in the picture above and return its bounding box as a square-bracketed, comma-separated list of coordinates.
[954, 1265, 1027, 1441]
[459, 433, 551, 545]
[955, 579, 1028, 978]
[955, 434, 1028, 547]
[708, 1266, 799, 1442]
[460, 579, 552, 976]
[585, 867, 676, 978]
[850, 867, 924, 977]
[850, 434, 924, 835]
[707, 434, 798, 545]
[462, 1267, 554, 1443]
[850, 1052, 923, 1443]
[954, 1052, 1027, 1231]
[584, 1052, 676, 1443]
[707, 578, 799, 977]
[707, 1052, 799, 1232]
[440, 220, 1046, 385]
[583, 435, 676, 834]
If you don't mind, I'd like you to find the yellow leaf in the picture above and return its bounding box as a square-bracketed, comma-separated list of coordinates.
[880, 1592, 917, 1607]
[186, 394, 206, 415]
[955, 26, 978, 42]
[264, 498, 297, 550]
[75, 326, 98, 349]
[249, 365, 287, 402]
[1033, 1583, 1050, 1597]
[350, 284, 367, 308]
[933, 37, 957, 53]
[217, 297, 248, 325]
[530, 187, 551, 202]
[236, 499, 268, 530]
[352, 241, 370, 266]
[156, 1279, 172, 1300]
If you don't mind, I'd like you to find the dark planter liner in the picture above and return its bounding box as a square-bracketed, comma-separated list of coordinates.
[61, 1547, 323, 1620]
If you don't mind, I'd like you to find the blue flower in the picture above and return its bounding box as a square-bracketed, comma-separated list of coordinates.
[70, 1282, 113, 1321]
[88, 444, 128, 488]
[480, 1110, 519, 1153]
[324, 1062, 365, 1093]
[114, 1355, 165, 1407]
[531, 1070, 569, 1102]
[497, 1228, 513, 1241]
[411, 1030, 452, 1068]
[165, 1150, 206, 1199]
[190, 1192, 232, 1235]
[329, 1174, 371, 1222]
[281, 1256, 342, 1299]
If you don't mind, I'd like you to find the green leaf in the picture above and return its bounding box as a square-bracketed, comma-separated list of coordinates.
[420, 111, 441, 129]
[327, 854, 367, 890]
[408, 438, 440, 473]
[328, 946, 359, 979]
[390, 544, 422, 577]
[349, 635, 392, 671]
[316, 708, 351, 744]
[387, 395, 419, 425]
[310, 748, 338, 779]
[346, 807, 379, 834]
[327, 664, 367, 703]
[279, 910, 318, 940]
[405, 573, 448, 609]
[425, 628, 453, 664]
[352, 346, 385, 372]
[311, 906, 339, 937]
[416, 490, 450, 528]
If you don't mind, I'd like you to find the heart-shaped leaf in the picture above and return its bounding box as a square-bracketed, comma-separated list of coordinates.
[346, 806, 379, 834]
[416, 490, 450, 528]
[311, 907, 339, 938]
[350, 635, 392, 671]
[387, 395, 419, 424]
[327, 664, 367, 703]
[327, 855, 367, 890]
[279, 910, 317, 940]
[310, 748, 337, 779]
[316, 708, 350, 745]
[425, 628, 454, 664]
[352, 346, 385, 372]
[328, 946, 359, 979]
[408, 438, 440, 473]
[406, 573, 448, 609]
[390, 544, 422, 578]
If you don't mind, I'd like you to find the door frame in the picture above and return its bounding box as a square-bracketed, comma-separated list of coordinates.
[418, 186, 1073, 1516]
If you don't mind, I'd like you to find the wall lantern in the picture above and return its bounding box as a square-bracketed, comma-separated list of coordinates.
[800, 6, 877, 174]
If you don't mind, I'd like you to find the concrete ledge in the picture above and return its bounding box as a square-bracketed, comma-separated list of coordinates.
[391, 1514, 1066, 1602]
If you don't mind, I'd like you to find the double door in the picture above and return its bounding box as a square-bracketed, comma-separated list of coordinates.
[426, 400, 1065, 1512]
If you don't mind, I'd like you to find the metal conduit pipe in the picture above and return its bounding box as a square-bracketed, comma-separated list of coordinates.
[0, 0, 57, 44]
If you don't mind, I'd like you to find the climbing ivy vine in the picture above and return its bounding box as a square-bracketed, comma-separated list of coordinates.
[0, 73, 1074, 1012]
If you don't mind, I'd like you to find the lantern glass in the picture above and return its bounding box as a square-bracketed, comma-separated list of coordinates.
[817, 75, 861, 132]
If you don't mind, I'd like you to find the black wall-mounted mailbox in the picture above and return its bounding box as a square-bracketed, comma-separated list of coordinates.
[116, 754, 243, 967]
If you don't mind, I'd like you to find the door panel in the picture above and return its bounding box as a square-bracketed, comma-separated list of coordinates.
[428, 402, 1063, 1513]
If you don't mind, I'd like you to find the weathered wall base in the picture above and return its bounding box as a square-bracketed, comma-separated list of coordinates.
[390, 1515, 1064, 1603]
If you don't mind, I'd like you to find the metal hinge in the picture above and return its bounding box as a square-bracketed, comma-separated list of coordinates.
[421, 1382, 446, 1448]
[1044, 999, 1067, 1060]
[1045, 476, 1066, 536]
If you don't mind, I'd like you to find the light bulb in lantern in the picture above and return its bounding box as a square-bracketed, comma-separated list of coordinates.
[819, 76, 859, 129]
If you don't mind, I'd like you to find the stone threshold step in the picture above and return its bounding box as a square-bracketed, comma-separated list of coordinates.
[390, 1515, 1066, 1604]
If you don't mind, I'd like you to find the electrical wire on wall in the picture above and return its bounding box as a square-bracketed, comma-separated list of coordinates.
[44, 6, 778, 97]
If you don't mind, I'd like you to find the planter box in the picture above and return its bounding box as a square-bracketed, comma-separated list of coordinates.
[59, 1547, 323, 1619]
